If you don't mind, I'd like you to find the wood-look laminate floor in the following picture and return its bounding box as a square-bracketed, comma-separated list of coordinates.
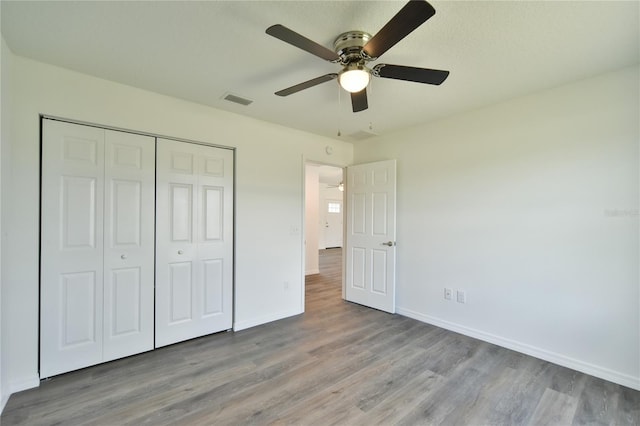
[3, 248, 639, 425]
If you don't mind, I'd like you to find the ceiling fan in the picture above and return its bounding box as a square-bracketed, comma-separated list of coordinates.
[266, 0, 449, 113]
[327, 181, 345, 192]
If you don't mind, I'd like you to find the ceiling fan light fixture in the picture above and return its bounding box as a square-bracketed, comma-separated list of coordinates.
[338, 64, 370, 93]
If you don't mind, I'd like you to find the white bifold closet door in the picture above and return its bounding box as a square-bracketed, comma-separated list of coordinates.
[155, 138, 234, 347]
[40, 120, 155, 378]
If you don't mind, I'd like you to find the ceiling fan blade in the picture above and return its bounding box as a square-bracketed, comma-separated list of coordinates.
[351, 89, 368, 112]
[362, 0, 436, 60]
[266, 24, 340, 62]
[275, 73, 338, 96]
[374, 64, 449, 85]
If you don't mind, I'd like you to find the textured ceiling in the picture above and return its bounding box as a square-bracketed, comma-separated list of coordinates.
[2, 1, 639, 142]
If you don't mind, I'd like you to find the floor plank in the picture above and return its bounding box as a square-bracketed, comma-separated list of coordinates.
[2, 248, 638, 425]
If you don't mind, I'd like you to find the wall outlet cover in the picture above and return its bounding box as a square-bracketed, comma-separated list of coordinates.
[444, 288, 453, 300]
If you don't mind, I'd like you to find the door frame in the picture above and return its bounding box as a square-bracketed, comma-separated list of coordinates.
[301, 159, 347, 312]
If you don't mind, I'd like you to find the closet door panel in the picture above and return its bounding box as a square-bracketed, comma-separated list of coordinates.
[156, 139, 199, 347]
[42, 121, 156, 376]
[103, 130, 155, 361]
[59, 271, 99, 346]
[168, 261, 194, 323]
[109, 267, 142, 334]
[156, 139, 233, 347]
[203, 258, 224, 316]
[41, 120, 105, 378]
[196, 147, 234, 327]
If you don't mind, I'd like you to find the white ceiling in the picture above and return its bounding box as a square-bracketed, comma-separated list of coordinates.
[2, 1, 638, 142]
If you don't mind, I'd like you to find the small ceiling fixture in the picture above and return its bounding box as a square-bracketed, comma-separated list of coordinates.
[328, 181, 345, 191]
[338, 63, 370, 93]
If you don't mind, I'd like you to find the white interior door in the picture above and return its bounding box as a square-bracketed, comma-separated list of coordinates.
[103, 130, 155, 361]
[345, 159, 397, 313]
[155, 139, 234, 347]
[324, 199, 343, 248]
[41, 120, 106, 377]
[41, 121, 156, 377]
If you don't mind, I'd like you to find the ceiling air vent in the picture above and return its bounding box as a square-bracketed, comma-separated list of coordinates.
[348, 130, 378, 141]
[222, 93, 253, 106]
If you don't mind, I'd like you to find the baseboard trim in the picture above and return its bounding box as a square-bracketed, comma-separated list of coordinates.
[233, 307, 303, 332]
[9, 375, 40, 394]
[397, 307, 640, 391]
[1, 393, 8, 415]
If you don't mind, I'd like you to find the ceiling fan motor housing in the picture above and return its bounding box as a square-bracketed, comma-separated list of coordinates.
[333, 31, 372, 65]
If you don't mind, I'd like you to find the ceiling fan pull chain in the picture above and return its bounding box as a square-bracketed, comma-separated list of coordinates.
[337, 79, 342, 136]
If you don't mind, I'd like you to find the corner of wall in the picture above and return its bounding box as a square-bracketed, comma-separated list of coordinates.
[0, 394, 7, 417]
[304, 164, 320, 276]
[233, 306, 303, 332]
[397, 307, 640, 391]
[0, 32, 15, 413]
[0, 32, 7, 414]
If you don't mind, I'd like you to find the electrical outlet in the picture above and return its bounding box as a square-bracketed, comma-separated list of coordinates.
[457, 290, 466, 304]
[444, 288, 452, 301]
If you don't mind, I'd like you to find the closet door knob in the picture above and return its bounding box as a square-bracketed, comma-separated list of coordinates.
[121, 254, 127, 259]
[178, 250, 184, 255]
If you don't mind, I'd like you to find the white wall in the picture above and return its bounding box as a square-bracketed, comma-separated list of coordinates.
[354, 66, 640, 390]
[305, 165, 320, 275]
[1, 51, 352, 398]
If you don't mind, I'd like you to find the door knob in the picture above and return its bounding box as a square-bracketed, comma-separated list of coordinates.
[381, 241, 395, 247]
[120, 254, 127, 259]
[178, 250, 184, 255]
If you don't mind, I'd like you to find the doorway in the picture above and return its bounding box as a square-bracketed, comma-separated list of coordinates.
[304, 163, 345, 307]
